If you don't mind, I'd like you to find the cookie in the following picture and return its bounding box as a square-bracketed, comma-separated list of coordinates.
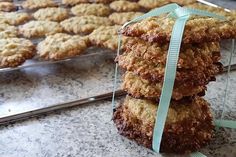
[71, 3, 111, 16]
[0, 2, 17, 12]
[138, 0, 195, 10]
[22, 0, 57, 10]
[109, 12, 144, 25]
[33, 7, 69, 22]
[138, 0, 170, 10]
[117, 49, 222, 85]
[186, 3, 236, 24]
[0, 38, 35, 68]
[0, 23, 18, 38]
[122, 38, 221, 69]
[113, 96, 213, 154]
[122, 71, 206, 100]
[122, 15, 236, 44]
[0, 12, 31, 25]
[89, 25, 129, 51]
[37, 33, 89, 60]
[110, 0, 140, 12]
[61, 15, 112, 34]
[19, 20, 63, 38]
[62, 0, 111, 6]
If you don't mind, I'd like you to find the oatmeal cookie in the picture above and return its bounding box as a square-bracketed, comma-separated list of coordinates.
[109, 12, 144, 25]
[110, 1, 140, 12]
[0, 12, 31, 25]
[61, 15, 112, 34]
[0, 2, 17, 12]
[22, 0, 57, 10]
[19, 20, 63, 38]
[71, 3, 111, 16]
[122, 38, 220, 69]
[138, 0, 195, 10]
[122, 71, 206, 100]
[62, 0, 111, 6]
[122, 16, 236, 44]
[0, 38, 35, 68]
[37, 33, 89, 60]
[117, 50, 222, 85]
[89, 25, 129, 51]
[0, 23, 18, 38]
[187, 3, 236, 24]
[113, 96, 213, 154]
[33, 7, 69, 22]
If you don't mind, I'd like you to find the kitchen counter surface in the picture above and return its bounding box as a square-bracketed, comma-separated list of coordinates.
[0, 1, 236, 157]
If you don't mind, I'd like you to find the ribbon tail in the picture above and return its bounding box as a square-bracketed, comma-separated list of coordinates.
[191, 152, 207, 157]
[214, 119, 236, 129]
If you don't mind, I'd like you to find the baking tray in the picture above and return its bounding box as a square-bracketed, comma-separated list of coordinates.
[0, 0, 235, 125]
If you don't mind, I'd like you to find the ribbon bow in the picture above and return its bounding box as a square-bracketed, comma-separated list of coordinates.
[112, 3, 236, 156]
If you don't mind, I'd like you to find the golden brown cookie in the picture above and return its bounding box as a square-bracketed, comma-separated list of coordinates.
[22, 0, 57, 10]
[0, 23, 18, 38]
[0, 12, 31, 25]
[61, 15, 112, 34]
[62, 0, 111, 6]
[33, 7, 69, 22]
[0, 2, 17, 12]
[89, 25, 129, 51]
[113, 96, 213, 154]
[71, 3, 111, 16]
[138, 0, 195, 10]
[138, 0, 169, 10]
[117, 49, 222, 85]
[122, 38, 220, 69]
[186, 3, 236, 24]
[122, 16, 236, 44]
[19, 20, 63, 38]
[37, 33, 89, 60]
[0, 38, 35, 68]
[110, 0, 141, 12]
[109, 12, 144, 25]
[122, 71, 206, 100]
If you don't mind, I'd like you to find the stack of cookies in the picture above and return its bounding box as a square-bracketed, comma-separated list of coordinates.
[113, 8, 236, 153]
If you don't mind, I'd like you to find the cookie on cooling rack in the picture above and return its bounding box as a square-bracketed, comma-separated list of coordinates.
[88, 25, 129, 51]
[109, 12, 144, 25]
[37, 33, 89, 60]
[0, 12, 31, 25]
[60, 15, 112, 34]
[138, 0, 195, 10]
[22, 0, 57, 10]
[110, 0, 141, 12]
[62, 0, 111, 6]
[0, 38, 35, 68]
[71, 3, 111, 17]
[19, 20, 63, 38]
[33, 7, 69, 22]
[0, 2, 17, 12]
[0, 23, 18, 38]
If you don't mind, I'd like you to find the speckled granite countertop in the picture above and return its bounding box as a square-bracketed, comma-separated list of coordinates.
[0, 1, 236, 157]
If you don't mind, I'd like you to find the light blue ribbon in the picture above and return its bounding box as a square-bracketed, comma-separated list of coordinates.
[113, 3, 236, 155]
